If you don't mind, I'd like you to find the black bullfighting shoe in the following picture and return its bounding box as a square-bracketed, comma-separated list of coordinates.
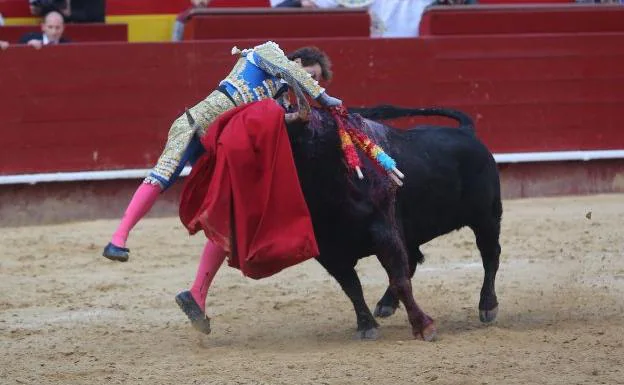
[175, 290, 211, 335]
[102, 242, 130, 262]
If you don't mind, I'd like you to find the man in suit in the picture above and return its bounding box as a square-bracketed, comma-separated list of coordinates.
[19, 11, 70, 49]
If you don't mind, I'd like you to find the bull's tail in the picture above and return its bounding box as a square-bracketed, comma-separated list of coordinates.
[348, 104, 475, 132]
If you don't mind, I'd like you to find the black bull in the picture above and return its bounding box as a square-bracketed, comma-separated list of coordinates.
[284, 105, 502, 341]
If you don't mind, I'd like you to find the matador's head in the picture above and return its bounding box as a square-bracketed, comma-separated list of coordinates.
[287, 47, 333, 83]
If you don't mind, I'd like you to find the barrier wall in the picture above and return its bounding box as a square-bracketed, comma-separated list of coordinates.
[0, 0, 268, 18]
[0, 0, 269, 42]
[1, 34, 623, 225]
[183, 8, 370, 40]
[419, 4, 624, 36]
[2, 34, 623, 175]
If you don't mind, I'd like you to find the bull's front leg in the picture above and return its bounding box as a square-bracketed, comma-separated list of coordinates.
[371, 222, 437, 341]
[316, 256, 380, 340]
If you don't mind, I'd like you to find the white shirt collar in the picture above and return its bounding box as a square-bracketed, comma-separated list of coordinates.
[43, 34, 60, 45]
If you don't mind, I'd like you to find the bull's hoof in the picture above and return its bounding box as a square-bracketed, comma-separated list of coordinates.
[373, 304, 397, 318]
[354, 327, 380, 340]
[479, 306, 498, 323]
[419, 323, 437, 342]
[175, 291, 211, 335]
[102, 243, 129, 262]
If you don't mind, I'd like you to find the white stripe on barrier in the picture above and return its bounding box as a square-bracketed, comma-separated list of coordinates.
[493, 150, 624, 163]
[0, 166, 192, 185]
[1, 150, 624, 185]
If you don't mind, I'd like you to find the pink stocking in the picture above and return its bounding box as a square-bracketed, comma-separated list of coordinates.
[190, 241, 227, 312]
[111, 182, 161, 248]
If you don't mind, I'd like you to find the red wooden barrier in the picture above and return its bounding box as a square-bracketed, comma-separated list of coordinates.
[106, 0, 269, 15]
[420, 4, 624, 36]
[0, 23, 128, 43]
[0, 34, 623, 176]
[0, 0, 29, 17]
[183, 8, 370, 40]
[0, 0, 269, 18]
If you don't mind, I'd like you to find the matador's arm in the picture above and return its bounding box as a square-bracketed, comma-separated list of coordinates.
[251, 41, 326, 99]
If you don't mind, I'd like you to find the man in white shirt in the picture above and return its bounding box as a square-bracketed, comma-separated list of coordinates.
[278, 0, 434, 38]
[368, 0, 435, 38]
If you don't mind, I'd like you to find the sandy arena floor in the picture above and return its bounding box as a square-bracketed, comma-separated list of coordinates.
[1, 194, 623, 385]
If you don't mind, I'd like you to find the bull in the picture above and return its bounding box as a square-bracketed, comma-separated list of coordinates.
[281, 88, 502, 340]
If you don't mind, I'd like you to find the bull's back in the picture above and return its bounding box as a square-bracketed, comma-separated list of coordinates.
[390, 126, 499, 244]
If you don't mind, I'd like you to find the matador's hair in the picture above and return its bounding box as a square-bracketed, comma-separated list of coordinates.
[287, 46, 333, 82]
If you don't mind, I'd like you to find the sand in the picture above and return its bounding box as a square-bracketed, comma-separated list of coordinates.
[1, 194, 623, 385]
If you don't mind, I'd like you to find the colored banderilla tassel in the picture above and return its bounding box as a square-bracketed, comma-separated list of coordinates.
[330, 105, 404, 186]
[346, 128, 404, 186]
[338, 127, 364, 179]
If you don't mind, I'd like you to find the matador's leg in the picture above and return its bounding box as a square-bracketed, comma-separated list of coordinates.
[103, 91, 235, 261]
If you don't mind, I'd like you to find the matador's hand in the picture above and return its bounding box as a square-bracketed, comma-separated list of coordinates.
[285, 110, 310, 124]
[317, 92, 343, 107]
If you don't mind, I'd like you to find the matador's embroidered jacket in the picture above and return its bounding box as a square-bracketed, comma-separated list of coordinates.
[145, 41, 325, 189]
[220, 41, 325, 106]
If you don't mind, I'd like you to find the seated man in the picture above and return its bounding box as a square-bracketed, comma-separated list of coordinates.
[103, 42, 340, 262]
[19, 11, 70, 48]
[282, 0, 431, 38]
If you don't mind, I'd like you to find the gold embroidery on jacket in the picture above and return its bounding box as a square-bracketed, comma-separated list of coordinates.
[144, 91, 235, 187]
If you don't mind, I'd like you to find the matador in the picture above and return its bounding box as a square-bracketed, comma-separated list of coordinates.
[103, 42, 341, 261]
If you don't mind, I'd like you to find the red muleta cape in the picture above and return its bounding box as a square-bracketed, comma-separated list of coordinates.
[179, 99, 319, 279]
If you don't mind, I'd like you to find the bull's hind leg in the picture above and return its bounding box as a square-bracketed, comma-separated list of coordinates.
[318, 259, 380, 340]
[371, 223, 436, 341]
[471, 219, 501, 323]
[374, 247, 423, 318]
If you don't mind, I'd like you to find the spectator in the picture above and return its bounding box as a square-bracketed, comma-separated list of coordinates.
[172, 0, 211, 41]
[0, 13, 7, 50]
[271, 0, 432, 38]
[19, 11, 70, 49]
[29, 0, 68, 17]
[64, 0, 106, 23]
[369, 0, 436, 38]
